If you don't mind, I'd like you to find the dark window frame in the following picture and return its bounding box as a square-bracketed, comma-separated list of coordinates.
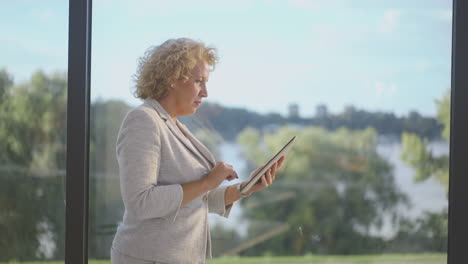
[66, 0, 92, 263]
[447, 0, 468, 264]
[65, 0, 467, 263]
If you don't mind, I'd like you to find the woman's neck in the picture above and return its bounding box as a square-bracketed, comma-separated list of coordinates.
[157, 97, 178, 122]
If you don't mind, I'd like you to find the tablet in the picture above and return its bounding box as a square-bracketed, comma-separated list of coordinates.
[240, 136, 296, 194]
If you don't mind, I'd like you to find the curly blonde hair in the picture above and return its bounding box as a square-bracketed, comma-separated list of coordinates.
[133, 38, 219, 100]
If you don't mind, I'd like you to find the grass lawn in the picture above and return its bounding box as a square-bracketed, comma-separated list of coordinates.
[1, 253, 446, 264]
[208, 253, 446, 264]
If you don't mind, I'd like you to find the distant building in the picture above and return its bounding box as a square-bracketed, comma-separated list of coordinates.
[288, 103, 300, 119]
[315, 104, 328, 118]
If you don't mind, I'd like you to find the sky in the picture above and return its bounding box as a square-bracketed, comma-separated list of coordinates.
[0, 0, 453, 117]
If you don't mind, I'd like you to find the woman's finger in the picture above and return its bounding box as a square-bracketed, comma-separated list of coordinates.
[265, 169, 273, 185]
[277, 156, 285, 168]
[250, 166, 264, 179]
[229, 168, 239, 180]
[271, 168, 277, 182]
[269, 164, 278, 180]
[271, 162, 278, 174]
[258, 175, 267, 187]
[254, 167, 263, 177]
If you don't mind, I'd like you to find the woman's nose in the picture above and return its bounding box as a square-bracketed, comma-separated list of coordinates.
[200, 85, 208, 98]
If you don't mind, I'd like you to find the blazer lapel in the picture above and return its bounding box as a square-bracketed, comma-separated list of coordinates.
[145, 98, 215, 167]
[175, 120, 216, 167]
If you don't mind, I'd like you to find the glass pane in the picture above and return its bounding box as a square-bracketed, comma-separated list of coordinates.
[90, 1, 451, 263]
[0, 1, 68, 262]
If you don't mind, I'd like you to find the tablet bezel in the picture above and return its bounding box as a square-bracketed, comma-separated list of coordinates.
[240, 136, 296, 194]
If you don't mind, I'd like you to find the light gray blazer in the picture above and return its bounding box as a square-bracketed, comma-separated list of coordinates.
[112, 98, 232, 264]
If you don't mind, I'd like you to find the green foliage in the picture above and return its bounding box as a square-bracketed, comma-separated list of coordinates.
[401, 89, 450, 193]
[0, 70, 67, 168]
[0, 170, 66, 261]
[0, 70, 67, 261]
[401, 133, 449, 191]
[388, 210, 448, 253]
[435, 89, 451, 141]
[0, 68, 13, 102]
[0, 69, 14, 163]
[397, 90, 449, 254]
[237, 126, 407, 255]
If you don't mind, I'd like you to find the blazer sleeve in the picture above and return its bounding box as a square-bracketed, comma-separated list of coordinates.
[116, 109, 183, 221]
[207, 186, 232, 218]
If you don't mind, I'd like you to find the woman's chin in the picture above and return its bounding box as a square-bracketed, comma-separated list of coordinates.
[185, 108, 197, 116]
[191, 105, 201, 113]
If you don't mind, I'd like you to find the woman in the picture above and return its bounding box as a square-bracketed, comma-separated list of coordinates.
[111, 38, 284, 264]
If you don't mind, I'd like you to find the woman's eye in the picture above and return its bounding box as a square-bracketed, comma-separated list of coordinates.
[195, 79, 203, 84]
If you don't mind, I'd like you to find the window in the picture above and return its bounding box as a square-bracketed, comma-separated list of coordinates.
[89, 1, 452, 263]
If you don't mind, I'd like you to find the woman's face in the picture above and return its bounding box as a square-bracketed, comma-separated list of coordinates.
[170, 60, 210, 117]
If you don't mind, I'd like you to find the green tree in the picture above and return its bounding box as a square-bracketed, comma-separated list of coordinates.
[401, 89, 450, 192]
[0, 70, 67, 261]
[397, 89, 450, 253]
[0, 69, 14, 163]
[388, 210, 448, 253]
[237, 126, 407, 255]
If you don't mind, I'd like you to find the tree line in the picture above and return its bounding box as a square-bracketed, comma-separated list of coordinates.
[192, 102, 443, 141]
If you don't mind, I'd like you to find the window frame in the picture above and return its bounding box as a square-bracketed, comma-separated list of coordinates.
[447, 0, 468, 264]
[66, 0, 92, 263]
[65, 0, 467, 263]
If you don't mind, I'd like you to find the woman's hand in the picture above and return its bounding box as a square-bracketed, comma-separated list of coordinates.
[204, 162, 238, 190]
[241, 156, 285, 195]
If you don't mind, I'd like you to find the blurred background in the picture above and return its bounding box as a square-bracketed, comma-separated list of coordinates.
[0, 0, 451, 263]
